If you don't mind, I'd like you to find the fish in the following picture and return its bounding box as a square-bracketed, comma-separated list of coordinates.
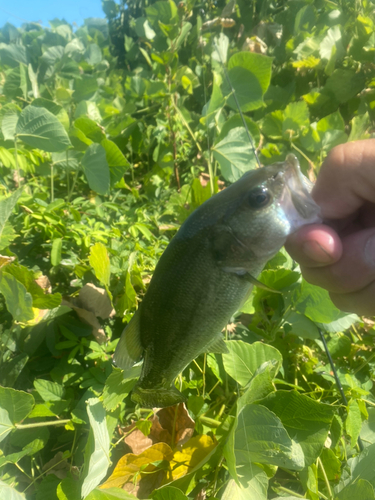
[114, 154, 321, 408]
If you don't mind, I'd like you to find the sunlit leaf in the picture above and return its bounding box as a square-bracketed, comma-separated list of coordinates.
[89, 242, 110, 287]
[223, 341, 282, 387]
[81, 399, 111, 498]
[16, 106, 71, 152]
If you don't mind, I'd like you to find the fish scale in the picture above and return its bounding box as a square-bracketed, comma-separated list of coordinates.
[114, 155, 321, 408]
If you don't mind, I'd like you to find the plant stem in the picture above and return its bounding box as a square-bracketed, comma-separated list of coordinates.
[68, 171, 79, 202]
[14, 138, 21, 187]
[317, 457, 334, 500]
[16, 419, 70, 429]
[51, 164, 54, 202]
[276, 486, 305, 498]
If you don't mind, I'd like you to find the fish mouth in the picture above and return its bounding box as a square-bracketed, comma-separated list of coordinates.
[278, 154, 321, 232]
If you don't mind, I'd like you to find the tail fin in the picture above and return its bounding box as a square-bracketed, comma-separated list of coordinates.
[131, 384, 186, 408]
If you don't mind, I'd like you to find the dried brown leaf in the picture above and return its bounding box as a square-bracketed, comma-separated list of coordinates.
[35, 275, 52, 293]
[78, 283, 115, 319]
[157, 403, 195, 447]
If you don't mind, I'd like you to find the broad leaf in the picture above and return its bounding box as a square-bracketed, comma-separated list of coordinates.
[34, 380, 64, 402]
[234, 404, 304, 470]
[0, 272, 34, 322]
[223, 52, 272, 111]
[81, 144, 110, 195]
[81, 398, 111, 498]
[0, 386, 34, 423]
[212, 127, 258, 182]
[102, 367, 136, 411]
[223, 341, 282, 387]
[0, 408, 14, 443]
[89, 242, 110, 287]
[260, 391, 334, 466]
[16, 106, 71, 152]
[0, 481, 26, 499]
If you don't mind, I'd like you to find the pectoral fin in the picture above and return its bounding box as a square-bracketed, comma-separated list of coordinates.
[221, 266, 281, 294]
[242, 272, 282, 294]
[206, 335, 229, 354]
[114, 310, 143, 370]
[131, 384, 186, 408]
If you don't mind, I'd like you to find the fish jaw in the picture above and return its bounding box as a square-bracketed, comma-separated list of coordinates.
[278, 154, 321, 233]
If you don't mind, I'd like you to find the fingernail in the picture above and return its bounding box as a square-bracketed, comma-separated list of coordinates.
[302, 240, 334, 263]
[365, 235, 375, 267]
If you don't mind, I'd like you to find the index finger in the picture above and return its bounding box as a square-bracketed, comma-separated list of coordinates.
[313, 139, 375, 219]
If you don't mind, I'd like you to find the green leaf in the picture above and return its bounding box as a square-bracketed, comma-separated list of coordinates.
[153, 486, 188, 500]
[0, 353, 29, 387]
[223, 52, 272, 112]
[2, 263, 61, 309]
[51, 238, 62, 266]
[0, 189, 22, 243]
[260, 391, 335, 466]
[31, 98, 70, 132]
[346, 399, 362, 448]
[0, 386, 34, 423]
[102, 367, 136, 411]
[3, 65, 28, 99]
[85, 44, 102, 65]
[284, 311, 319, 340]
[234, 404, 305, 470]
[360, 407, 375, 445]
[73, 75, 98, 101]
[0, 43, 28, 67]
[350, 443, 375, 488]
[2, 108, 19, 140]
[36, 474, 60, 500]
[221, 464, 268, 500]
[223, 341, 282, 387]
[0, 449, 31, 468]
[349, 112, 371, 141]
[81, 398, 111, 498]
[0, 221, 16, 250]
[81, 144, 110, 195]
[212, 33, 229, 65]
[52, 150, 82, 170]
[34, 379, 64, 402]
[84, 488, 138, 499]
[282, 101, 310, 139]
[134, 17, 156, 40]
[101, 139, 130, 186]
[0, 273, 34, 322]
[0, 408, 14, 443]
[318, 448, 341, 481]
[146, 0, 178, 27]
[238, 360, 278, 408]
[217, 114, 260, 148]
[16, 106, 71, 152]
[337, 479, 375, 500]
[0, 481, 26, 500]
[89, 242, 110, 287]
[323, 69, 366, 104]
[212, 127, 258, 182]
[57, 476, 81, 500]
[294, 279, 353, 324]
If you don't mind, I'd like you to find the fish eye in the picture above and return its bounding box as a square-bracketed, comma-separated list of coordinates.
[248, 186, 271, 208]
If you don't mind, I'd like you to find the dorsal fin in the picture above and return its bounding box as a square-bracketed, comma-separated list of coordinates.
[114, 310, 143, 370]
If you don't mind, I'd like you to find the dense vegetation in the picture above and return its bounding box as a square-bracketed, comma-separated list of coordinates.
[1, 0, 375, 498]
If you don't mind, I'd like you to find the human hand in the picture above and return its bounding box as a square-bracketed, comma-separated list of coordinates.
[285, 140, 375, 316]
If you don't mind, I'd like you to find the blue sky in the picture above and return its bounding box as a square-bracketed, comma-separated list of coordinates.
[0, 0, 106, 29]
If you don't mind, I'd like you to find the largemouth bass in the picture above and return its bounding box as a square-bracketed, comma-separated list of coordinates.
[114, 154, 320, 408]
